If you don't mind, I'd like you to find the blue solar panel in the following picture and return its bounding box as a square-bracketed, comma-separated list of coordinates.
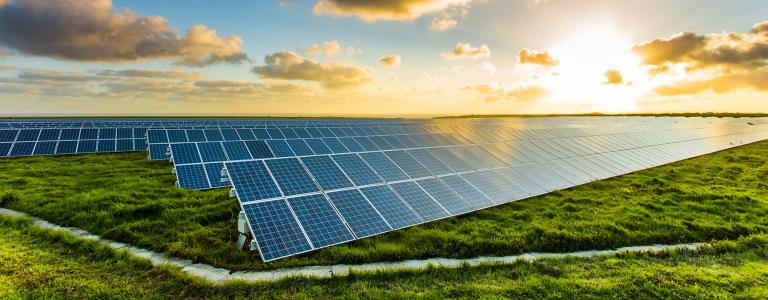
[326, 189, 390, 238]
[97, 128, 115, 139]
[390, 181, 450, 221]
[243, 200, 312, 261]
[187, 130, 207, 142]
[304, 139, 333, 155]
[16, 129, 39, 141]
[294, 128, 312, 138]
[331, 154, 383, 186]
[286, 139, 314, 156]
[60, 129, 79, 140]
[148, 130, 168, 143]
[77, 140, 97, 153]
[266, 128, 285, 139]
[236, 129, 256, 140]
[352, 137, 379, 151]
[368, 136, 394, 150]
[245, 140, 274, 159]
[416, 178, 472, 215]
[222, 141, 252, 161]
[176, 164, 210, 189]
[226, 160, 281, 201]
[80, 129, 98, 140]
[360, 185, 421, 229]
[204, 129, 224, 141]
[149, 144, 169, 160]
[0, 130, 18, 142]
[440, 175, 494, 208]
[266, 140, 296, 157]
[385, 150, 432, 179]
[0, 143, 11, 156]
[406, 148, 453, 175]
[318, 128, 335, 138]
[97, 140, 115, 152]
[38, 129, 60, 141]
[9, 142, 34, 156]
[253, 129, 270, 139]
[221, 129, 240, 141]
[133, 138, 147, 151]
[300, 155, 354, 190]
[359, 152, 410, 182]
[461, 172, 512, 203]
[167, 130, 188, 143]
[265, 158, 319, 196]
[288, 194, 355, 248]
[56, 141, 78, 154]
[117, 139, 133, 151]
[32, 141, 55, 155]
[117, 128, 132, 139]
[430, 147, 473, 172]
[198, 142, 227, 162]
[322, 138, 349, 154]
[171, 143, 201, 164]
[204, 163, 229, 188]
[280, 128, 299, 139]
[337, 137, 365, 152]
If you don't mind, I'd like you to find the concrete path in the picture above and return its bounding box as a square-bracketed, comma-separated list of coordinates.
[0, 207, 709, 284]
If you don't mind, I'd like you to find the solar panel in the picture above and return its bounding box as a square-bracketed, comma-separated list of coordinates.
[242, 199, 312, 261]
[2, 116, 768, 262]
[287, 194, 355, 248]
[326, 189, 390, 238]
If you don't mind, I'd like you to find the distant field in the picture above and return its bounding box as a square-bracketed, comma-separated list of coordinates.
[435, 113, 768, 119]
[1, 141, 768, 271]
[1, 214, 766, 298]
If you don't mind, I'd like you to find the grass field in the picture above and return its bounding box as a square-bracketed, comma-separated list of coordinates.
[1, 214, 766, 298]
[1, 141, 768, 271]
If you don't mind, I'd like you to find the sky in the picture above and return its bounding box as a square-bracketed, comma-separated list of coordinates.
[0, 0, 767, 116]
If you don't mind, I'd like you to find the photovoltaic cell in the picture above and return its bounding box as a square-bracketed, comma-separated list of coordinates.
[222, 141, 252, 161]
[416, 178, 472, 215]
[360, 185, 421, 229]
[204, 163, 229, 188]
[391, 181, 450, 221]
[245, 140, 274, 159]
[300, 155, 354, 190]
[176, 164, 210, 189]
[288, 194, 354, 248]
[359, 152, 410, 182]
[331, 154, 383, 186]
[326, 189, 390, 237]
[170, 143, 200, 164]
[226, 160, 281, 201]
[243, 200, 312, 261]
[198, 142, 227, 163]
[265, 158, 319, 196]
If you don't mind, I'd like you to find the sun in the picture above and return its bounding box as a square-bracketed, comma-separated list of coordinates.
[537, 23, 648, 112]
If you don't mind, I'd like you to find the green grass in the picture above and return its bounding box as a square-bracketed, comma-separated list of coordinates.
[1, 214, 767, 299]
[1, 141, 768, 271]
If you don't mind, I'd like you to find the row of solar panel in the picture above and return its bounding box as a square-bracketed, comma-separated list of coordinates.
[154, 124, 710, 163]
[146, 126, 439, 145]
[0, 128, 149, 142]
[231, 132, 768, 261]
[0, 139, 148, 157]
[166, 126, 745, 189]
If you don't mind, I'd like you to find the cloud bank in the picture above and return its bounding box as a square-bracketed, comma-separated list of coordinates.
[251, 51, 374, 89]
[0, 0, 247, 66]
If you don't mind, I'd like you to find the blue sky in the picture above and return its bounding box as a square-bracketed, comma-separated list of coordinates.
[0, 0, 767, 115]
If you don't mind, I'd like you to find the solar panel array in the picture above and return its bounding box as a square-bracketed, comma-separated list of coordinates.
[2, 116, 768, 262]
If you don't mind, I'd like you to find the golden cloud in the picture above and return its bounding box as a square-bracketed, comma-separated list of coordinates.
[472, 83, 547, 102]
[304, 40, 342, 56]
[378, 55, 402, 69]
[517, 48, 558, 67]
[603, 69, 623, 85]
[251, 51, 375, 89]
[0, 0, 247, 66]
[442, 43, 490, 60]
[313, 0, 476, 22]
[654, 70, 768, 96]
